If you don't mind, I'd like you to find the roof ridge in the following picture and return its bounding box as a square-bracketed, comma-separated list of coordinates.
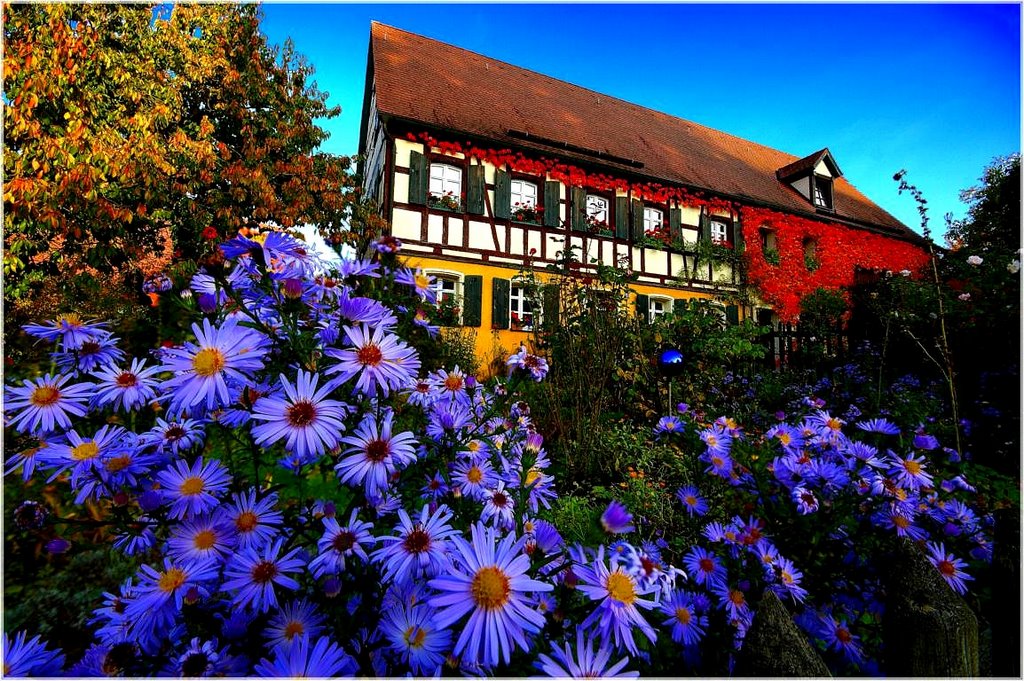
[370, 21, 805, 166]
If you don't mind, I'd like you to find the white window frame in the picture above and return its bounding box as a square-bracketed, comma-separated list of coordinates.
[709, 219, 730, 245]
[643, 207, 663, 234]
[509, 279, 539, 331]
[510, 180, 538, 209]
[648, 295, 673, 324]
[427, 270, 464, 324]
[428, 163, 463, 206]
[586, 194, 609, 224]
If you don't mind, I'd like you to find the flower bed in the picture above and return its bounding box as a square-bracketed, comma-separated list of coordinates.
[1, 229, 995, 676]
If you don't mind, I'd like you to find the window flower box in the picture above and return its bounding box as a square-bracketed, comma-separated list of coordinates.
[429, 190, 463, 212]
[511, 202, 543, 224]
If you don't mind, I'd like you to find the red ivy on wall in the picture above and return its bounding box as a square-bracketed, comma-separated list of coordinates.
[741, 206, 932, 321]
[405, 132, 735, 216]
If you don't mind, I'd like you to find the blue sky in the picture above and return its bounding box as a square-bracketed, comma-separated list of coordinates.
[260, 3, 1020, 238]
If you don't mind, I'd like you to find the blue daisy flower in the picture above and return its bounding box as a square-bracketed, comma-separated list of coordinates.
[2, 631, 65, 677]
[155, 456, 232, 520]
[535, 629, 637, 678]
[381, 601, 452, 676]
[310, 509, 375, 578]
[325, 324, 420, 397]
[222, 537, 305, 613]
[575, 545, 658, 655]
[253, 634, 358, 677]
[250, 369, 350, 462]
[4, 372, 92, 435]
[374, 504, 458, 586]
[90, 358, 162, 412]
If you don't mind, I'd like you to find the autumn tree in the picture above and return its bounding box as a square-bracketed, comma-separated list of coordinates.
[3, 3, 354, 337]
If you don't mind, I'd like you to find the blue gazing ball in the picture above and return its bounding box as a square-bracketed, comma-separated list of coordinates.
[657, 348, 685, 377]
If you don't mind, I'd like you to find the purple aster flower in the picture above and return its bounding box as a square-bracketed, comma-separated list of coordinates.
[165, 637, 233, 677]
[155, 456, 232, 520]
[452, 458, 497, 501]
[373, 235, 403, 254]
[250, 370, 349, 462]
[600, 500, 635, 534]
[769, 556, 809, 603]
[654, 415, 684, 437]
[140, 417, 207, 456]
[874, 504, 929, 541]
[481, 481, 517, 530]
[506, 346, 549, 382]
[659, 590, 708, 645]
[421, 471, 449, 500]
[336, 409, 418, 497]
[925, 541, 974, 595]
[575, 545, 658, 655]
[765, 423, 805, 452]
[535, 630, 638, 678]
[373, 504, 459, 586]
[90, 358, 162, 412]
[220, 488, 283, 550]
[817, 613, 864, 663]
[264, 598, 327, 648]
[856, 417, 901, 435]
[712, 582, 751, 622]
[913, 431, 941, 450]
[309, 509, 375, 578]
[2, 631, 65, 677]
[887, 452, 934, 491]
[381, 602, 453, 676]
[683, 545, 728, 588]
[395, 267, 438, 303]
[253, 633, 358, 677]
[167, 514, 237, 565]
[52, 329, 124, 375]
[699, 425, 732, 455]
[325, 324, 420, 397]
[124, 558, 219, 639]
[792, 486, 820, 514]
[427, 366, 471, 406]
[428, 522, 553, 668]
[159, 318, 270, 413]
[222, 537, 305, 613]
[23, 314, 108, 347]
[4, 373, 92, 435]
[702, 449, 735, 479]
[5, 436, 56, 482]
[676, 485, 708, 517]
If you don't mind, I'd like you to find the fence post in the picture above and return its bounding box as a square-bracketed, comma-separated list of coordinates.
[733, 590, 832, 677]
[881, 537, 979, 676]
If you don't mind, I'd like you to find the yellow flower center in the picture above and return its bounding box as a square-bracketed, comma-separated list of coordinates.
[444, 374, 464, 391]
[71, 442, 100, 461]
[525, 468, 542, 487]
[675, 606, 692, 624]
[466, 466, 483, 484]
[193, 530, 217, 550]
[403, 625, 427, 649]
[414, 273, 431, 290]
[30, 385, 61, 407]
[894, 515, 911, 529]
[357, 344, 383, 366]
[180, 476, 205, 496]
[467, 441, 480, 453]
[105, 455, 132, 472]
[56, 313, 83, 327]
[903, 459, 922, 475]
[605, 570, 637, 605]
[192, 348, 226, 377]
[729, 589, 746, 607]
[158, 567, 187, 593]
[471, 566, 511, 611]
[778, 432, 792, 445]
[826, 417, 842, 431]
[236, 511, 258, 533]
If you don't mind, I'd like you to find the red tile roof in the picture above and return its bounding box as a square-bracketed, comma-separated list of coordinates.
[368, 22, 919, 241]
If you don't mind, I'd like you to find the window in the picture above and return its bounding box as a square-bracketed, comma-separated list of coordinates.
[510, 179, 540, 222]
[812, 175, 833, 210]
[510, 180, 537, 208]
[428, 163, 463, 210]
[428, 271, 463, 324]
[643, 207, 663, 233]
[709, 219, 730, 245]
[509, 281, 537, 331]
[586, 194, 609, 226]
[649, 296, 672, 324]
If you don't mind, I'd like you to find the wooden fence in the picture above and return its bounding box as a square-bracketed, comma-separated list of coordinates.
[761, 320, 850, 370]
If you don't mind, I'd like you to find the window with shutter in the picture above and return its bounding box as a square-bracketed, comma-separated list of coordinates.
[510, 180, 540, 223]
[462, 275, 483, 327]
[426, 272, 463, 325]
[543, 181, 560, 227]
[492, 278, 511, 329]
[509, 279, 539, 331]
[428, 163, 463, 211]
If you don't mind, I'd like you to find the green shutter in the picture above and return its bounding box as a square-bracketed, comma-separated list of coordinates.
[571, 187, 587, 232]
[467, 165, 485, 215]
[672, 298, 687, 317]
[542, 284, 560, 330]
[408, 151, 428, 205]
[631, 199, 643, 241]
[669, 207, 682, 243]
[544, 181, 560, 227]
[731, 216, 743, 250]
[726, 304, 739, 326]
[492, 278, 511, 329]
[462, 275, 482, 327]
[635, 293, 649, 323]
[494, 170, 511, 220]
[615, 197, 629, 239]
[699, 211, 710, 241]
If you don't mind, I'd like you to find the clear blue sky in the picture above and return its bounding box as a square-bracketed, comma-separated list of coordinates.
[260, 3, 1020, 238]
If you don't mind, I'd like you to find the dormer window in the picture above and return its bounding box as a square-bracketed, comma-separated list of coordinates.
[812, 175, 833, 211]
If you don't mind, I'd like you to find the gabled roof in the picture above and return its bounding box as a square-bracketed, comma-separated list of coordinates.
[777, 148, 843, 182]
[367, 22, 920, 241]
